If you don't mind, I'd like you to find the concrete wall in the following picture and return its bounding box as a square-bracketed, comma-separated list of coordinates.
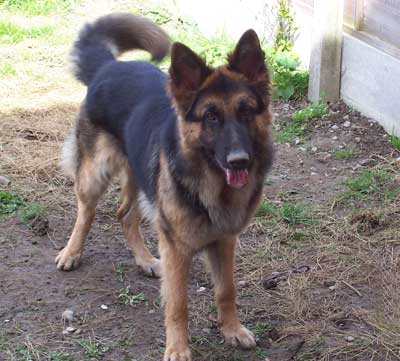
[341, 33, 400, 136]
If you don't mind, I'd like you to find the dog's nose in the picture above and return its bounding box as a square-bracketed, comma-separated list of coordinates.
[227, 150, 250, 169]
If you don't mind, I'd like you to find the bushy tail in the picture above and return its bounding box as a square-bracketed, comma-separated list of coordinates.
[71, 13, 170, 85]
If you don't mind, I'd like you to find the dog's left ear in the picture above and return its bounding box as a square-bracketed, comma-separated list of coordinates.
[228, 29, 267, 81]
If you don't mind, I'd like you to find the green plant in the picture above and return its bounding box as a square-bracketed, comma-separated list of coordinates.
[118, 286, 146, 306]
[292, 102, 328, 122]
[280, 203, 313, 225]
[78, 338, 109, 358]
[390, 134, 400, 151]
[254, 322, 272, 338]
[0, 190, 24, 217]
[275, 121, 306, 143]
[335, 149, 354, 159]
[0, 62, 17, 77]
[20, 203, 47, 223]
[1, 0, 79, 16]
[115, 262, 128, 282]
[344, 169, 390, 200]
[255, 347, 268, 358]
[275, 0, 298, 52]
[265, 48, 308, 100]
[256, 199, 277, 218]
[48, 351, 74, 361]
[0, 21, 54, 44]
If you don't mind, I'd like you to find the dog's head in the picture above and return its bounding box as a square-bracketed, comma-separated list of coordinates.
[169, 30, 272, 189]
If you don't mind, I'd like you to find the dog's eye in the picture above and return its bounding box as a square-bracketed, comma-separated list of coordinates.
[204, 111, 219, 125]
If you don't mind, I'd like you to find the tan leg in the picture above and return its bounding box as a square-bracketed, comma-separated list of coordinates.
[205, 239, 256, 349]
[56, 163, 107, 271]
[159, 231, 192, 361]
[117, 172, 160, 277]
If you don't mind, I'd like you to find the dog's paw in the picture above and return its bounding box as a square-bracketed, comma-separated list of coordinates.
[136, 257, 161, 278]
[55, 248, 81, 271]
[222, 323, 256, 349]
[163, 346, 191, 361]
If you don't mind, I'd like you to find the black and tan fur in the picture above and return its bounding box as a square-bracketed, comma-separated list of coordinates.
[59, 13, 273, 361]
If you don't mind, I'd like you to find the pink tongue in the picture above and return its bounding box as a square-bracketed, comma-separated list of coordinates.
[224, 169, 249, 188]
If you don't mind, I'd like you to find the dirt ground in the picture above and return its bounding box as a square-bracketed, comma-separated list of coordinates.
[1, 96, 400, 361]
[1, 1, 400, 360]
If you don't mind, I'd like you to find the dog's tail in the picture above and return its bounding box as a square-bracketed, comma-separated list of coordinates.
[71, 13, 170, 85]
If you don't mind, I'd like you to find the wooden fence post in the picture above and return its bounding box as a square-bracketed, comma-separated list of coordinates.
[308, 0, 344, 103]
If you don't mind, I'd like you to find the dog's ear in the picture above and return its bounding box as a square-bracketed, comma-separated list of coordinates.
[169, 43, 211, 113]
[228, 29, 267, 81]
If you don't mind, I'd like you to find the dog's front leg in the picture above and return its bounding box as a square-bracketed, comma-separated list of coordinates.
[159, 230, 192, 361]
[206, 238, 256, 349]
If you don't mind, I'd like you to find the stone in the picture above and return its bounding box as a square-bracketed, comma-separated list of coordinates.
[343, 120, 351, 128]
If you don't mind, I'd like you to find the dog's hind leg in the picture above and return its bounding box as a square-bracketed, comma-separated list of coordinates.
[117, 167, 161, 278]
[205, 239, 256, 349]
[56, 158, 108, 271]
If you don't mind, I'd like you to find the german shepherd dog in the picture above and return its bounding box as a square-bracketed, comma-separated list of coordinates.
[58, 13, 273, 360]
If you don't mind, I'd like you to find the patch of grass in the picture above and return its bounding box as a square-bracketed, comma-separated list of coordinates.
[334, 149, 354, 159]
[344, 169, 390, 200]
[276, 102, 328, 143]
[115, 262, 128, 282]
[254, 322, 272, 338]
[292, 102, 328, 122]
[118, 286, 146, 306]
[256, 198, 278, 218]
[275, 121, 306, 143]
[0, 62, 17, 77]
[255, 347, 268, 358]
[1, 0, 79, 16]
[280, 203, 313, 225]
[78, 338, 109, 358]
[0, 190, 24, 218]
[390, 134, 400, 151]
[48, 351, 74, 361]
[0, 21, 54, 44]
[19, 203, 47, 223]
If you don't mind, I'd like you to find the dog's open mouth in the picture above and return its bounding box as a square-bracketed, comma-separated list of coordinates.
[223, 168, 249, 189]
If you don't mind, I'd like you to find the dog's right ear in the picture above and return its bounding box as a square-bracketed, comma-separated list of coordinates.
[169, 43, 211, 113]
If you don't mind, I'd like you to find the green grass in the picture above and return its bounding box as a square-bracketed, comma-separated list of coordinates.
[275, 121, 306, 143]
[292, 102, 328, 122]
[19, 203, 47, 223]
[48, 351, 74, 361]
[334, 149, 354, 159]
[118, 286, 146, 306]
[1, 0, 79, 16]
[343, 169, 391, 200]
[275, 102, 327, 143]
[0, 191, 24, 218]
[256, 198, 278, 218]
[254, 322, 272, 338]
[78, 338, 109, 358]
[0, 62, 17, 77]
[0, 21, 54, 44]
[280, 203, 313, 225]
[390, 134, 400, 151]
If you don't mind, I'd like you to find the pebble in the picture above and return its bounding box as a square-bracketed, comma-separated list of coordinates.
[62, 326, 80, 335]
[332, 136, 338, 140]
[202, 328, 211, 334]
[149, 309, 155, 314]
[329, 285, 336, 291]
[294, 138, 301, 145]
[0, 176, 11, 186]
[355, 137, 361, 143]
[100, 304, 108, 310]
[196, 287, 206, 293]
[238, 280, 248, 288]
[343, 121, 351, 128]
[4, 319, 10, 323]
[331, 124, 339, 130]
[343, 115, 350, 120]
[345, 336, 355, 342]
[311, 172, 318, 176]
[311, 146, 318, 152]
